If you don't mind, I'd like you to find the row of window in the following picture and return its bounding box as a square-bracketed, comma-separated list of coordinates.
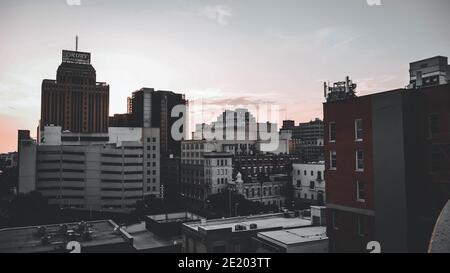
[296, 180, 318, 190]
[182, 143, 205, 150]
[244, 186, 281, 198]
[328, 149, 364, 171]
[328, 119, 363, 142]
[101, 171, 143, 175]
[296, 169, 323, 179]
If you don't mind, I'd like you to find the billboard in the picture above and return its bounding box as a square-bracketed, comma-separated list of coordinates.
[62, 50, 91, 65]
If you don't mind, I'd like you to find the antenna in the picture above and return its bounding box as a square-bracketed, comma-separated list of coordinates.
[75, 35, 78, 51]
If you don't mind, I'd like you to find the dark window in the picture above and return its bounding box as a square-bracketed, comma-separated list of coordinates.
[355, 119, 363, 140]
[357, 181, 365, 201]
[329, 122, 336, 142]
[330, 151, 337, 169]
[356, 149, 364, 171]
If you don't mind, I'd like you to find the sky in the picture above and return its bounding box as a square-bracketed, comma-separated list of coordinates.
[1, 0, 450, 152]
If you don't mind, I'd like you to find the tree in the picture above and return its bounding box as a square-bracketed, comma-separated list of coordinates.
[207, 190, 274, 217]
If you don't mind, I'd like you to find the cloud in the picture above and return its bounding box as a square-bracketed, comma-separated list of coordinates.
[313, 27, 360, 49]
[200, 5, 232, 26]
[66, 0, 82, 6]
[199, 96, 276, 106]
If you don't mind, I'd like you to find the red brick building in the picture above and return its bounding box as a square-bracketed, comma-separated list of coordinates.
[324, 84, 450, 253]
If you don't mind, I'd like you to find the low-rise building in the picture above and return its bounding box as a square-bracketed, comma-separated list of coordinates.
[237, 174, 290, 208]
[253, 226, 328, 253]
[181, 213, 313, 253]
[181, 150, 233, 210]
[0, 220, 134, 253]
[292, 163, 326, 205]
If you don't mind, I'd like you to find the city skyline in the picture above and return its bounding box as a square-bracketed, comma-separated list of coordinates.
[2, 0, 450, 152]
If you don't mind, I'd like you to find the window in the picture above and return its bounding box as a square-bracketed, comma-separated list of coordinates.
[357, 215, 365, 236]
[296, 180, 301, 187]
[355, 119, 363, 141]
[309, 181, 315, 190]
[357, 181, 365, 202]
[329, 150, 337, 170]
[356, 149, 364, 171]
[329, 122, 336, 142]
[317, 171, 322, 181]
[311, 170, 314, 176]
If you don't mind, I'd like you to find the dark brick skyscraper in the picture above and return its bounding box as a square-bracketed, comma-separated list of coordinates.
[40, 49, 109, 134]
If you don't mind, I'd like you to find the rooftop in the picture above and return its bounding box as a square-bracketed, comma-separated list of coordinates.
[125, 222, 181, 251]
[0, 220, 132, 253]
[184, 213, 312, 233]
[257, 226, 327, 246]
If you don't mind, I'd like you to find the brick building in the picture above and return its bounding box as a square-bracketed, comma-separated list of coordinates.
[324, 83, 450, 253]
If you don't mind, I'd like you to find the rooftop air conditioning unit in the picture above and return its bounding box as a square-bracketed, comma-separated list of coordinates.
[235, 224, 247, 231]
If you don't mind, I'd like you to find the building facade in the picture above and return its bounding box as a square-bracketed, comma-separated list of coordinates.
[180, 145, 233, 209]
[409, 56, 450, 89]
[324, 83, 450, 253]
[238, 174, 290, 208]
[40, 50, 109, 134]
[109, 88, 187, 200]
[283, 118, 324, 163]
[181, 213, 313, 253]
[292, 163, 326, 205]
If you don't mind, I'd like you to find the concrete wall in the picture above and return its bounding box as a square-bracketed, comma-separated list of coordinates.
[372, 91, 408, 253]
[287, 239, 329, 253]
[18, 140, 37, 194]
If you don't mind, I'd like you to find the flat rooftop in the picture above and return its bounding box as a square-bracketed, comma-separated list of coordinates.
[0, 220, 131, 253]
[125, 222, 181, 251]
[184, 213, 312, 233]
[257, 226, 327, 246]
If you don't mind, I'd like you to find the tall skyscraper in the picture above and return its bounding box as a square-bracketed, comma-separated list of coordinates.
[40, 49, 109, 135]
[109, 88, 188, 198]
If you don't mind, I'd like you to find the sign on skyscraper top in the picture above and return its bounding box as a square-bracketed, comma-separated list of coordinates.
[62, 50, 91, 65]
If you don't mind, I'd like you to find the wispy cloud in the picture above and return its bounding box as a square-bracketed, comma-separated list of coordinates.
[313, 27, 360, 49]
[200, 5, 232, 26]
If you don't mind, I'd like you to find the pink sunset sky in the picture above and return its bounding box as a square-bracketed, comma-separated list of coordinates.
[1, 0, 450, 153]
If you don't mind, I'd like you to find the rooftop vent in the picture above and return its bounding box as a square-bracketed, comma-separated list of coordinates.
[59, 224, 68, 234]
[235, 224, 247, 231]
[36, 226, 46, 236]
